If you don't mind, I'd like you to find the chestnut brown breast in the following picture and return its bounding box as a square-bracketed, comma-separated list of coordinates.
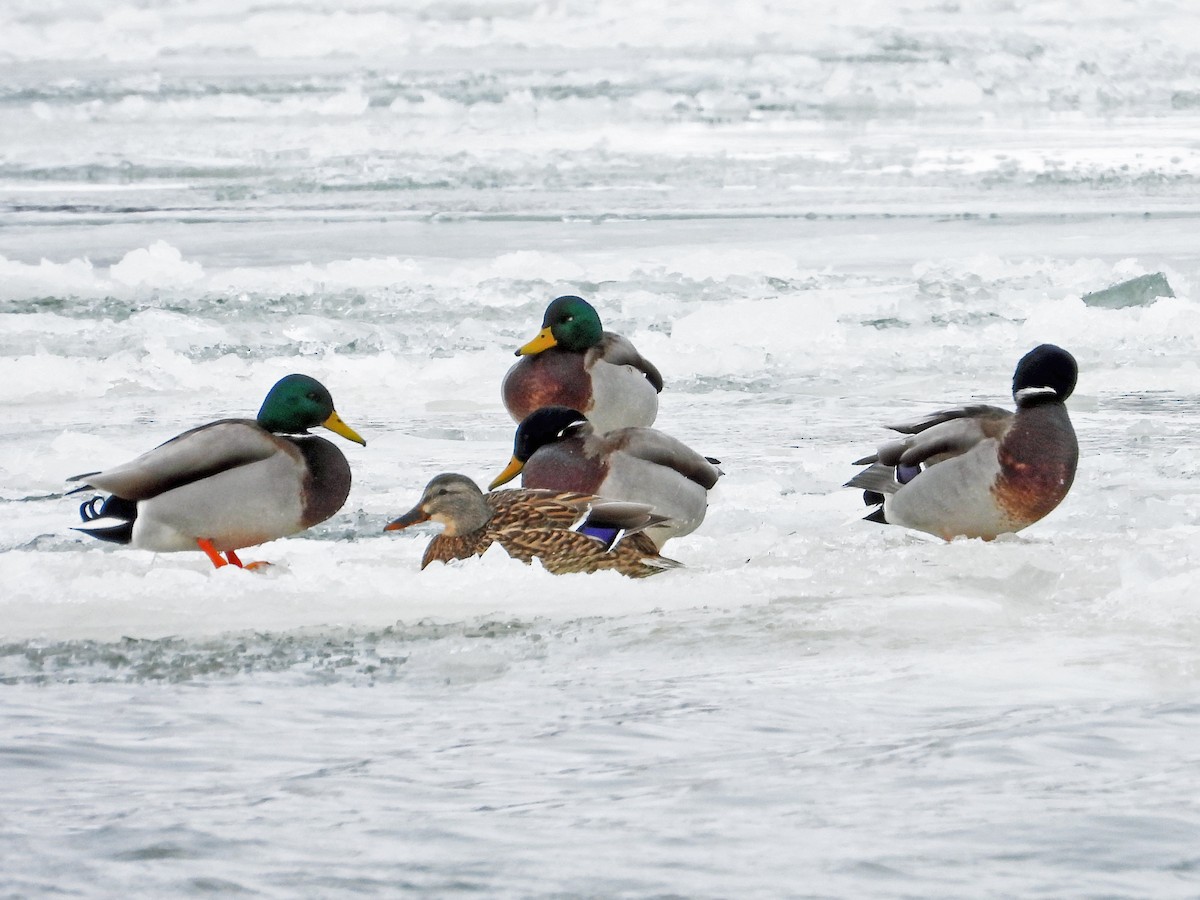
[992, 403, 1078, 525]
[502, 351, 592, 423]
[293, 435, 352, 529]
[521, 438, 610, 496]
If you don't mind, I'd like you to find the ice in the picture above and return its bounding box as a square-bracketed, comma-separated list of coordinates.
[1082, 271, 1176, 309]
[5, 0, 1200, 895]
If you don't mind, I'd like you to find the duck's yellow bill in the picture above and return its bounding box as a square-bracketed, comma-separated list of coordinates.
[515, 327, 558, 357]
[489, 456, 525, 490]
[323, 411, 367, 446]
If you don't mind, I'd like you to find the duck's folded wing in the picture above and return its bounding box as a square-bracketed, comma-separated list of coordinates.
[67, 419, 280, 499]
[579, 499, 672, 539]
[853, 405, 1013, 468]
[618, 429, 722, 488]
[596, 333, 664, 392]
[490, 490, 669, 539]
[888, 404, 1012, 435]
[499, 523, 681, 571]
[488, 489, 597, 529]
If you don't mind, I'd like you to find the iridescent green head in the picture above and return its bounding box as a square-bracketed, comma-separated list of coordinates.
[516, 295, 605, 355]
[256, 374, 366, 445]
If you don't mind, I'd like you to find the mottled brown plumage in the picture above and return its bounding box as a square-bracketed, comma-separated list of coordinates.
[385, 474, 681, 578]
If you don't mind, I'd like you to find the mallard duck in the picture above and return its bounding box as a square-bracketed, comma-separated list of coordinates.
[846, 344, 1078, 540]
[502, 295, 664, 434]
[69, 373, 366, 569]
[489, 406, 722, 548]
[385, 473, 681, 578]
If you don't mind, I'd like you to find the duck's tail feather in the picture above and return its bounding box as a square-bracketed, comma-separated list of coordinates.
[844, 463, 901, 496]
[80, 495, 137, 522]
[641, 552, 683, 570]
[75, 495, 137, 545]
[75, 520, 136, 544]
[846, 465, 897, 525]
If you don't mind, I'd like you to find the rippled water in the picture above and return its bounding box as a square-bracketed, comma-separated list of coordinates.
[4, 0, 1200, 896]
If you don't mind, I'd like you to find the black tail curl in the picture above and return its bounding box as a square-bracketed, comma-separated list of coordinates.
[79, 496, 105, 521]
[79, 494, 137, 523]
[75, 494, 138, 545]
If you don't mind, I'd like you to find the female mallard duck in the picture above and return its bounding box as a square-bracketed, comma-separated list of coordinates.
[489, 407, 722, 549]
[385, 473, 680, 578]
[502, 295, 664, 434]
[69, 374, 366, 569]
[846, 344, 1078, 540]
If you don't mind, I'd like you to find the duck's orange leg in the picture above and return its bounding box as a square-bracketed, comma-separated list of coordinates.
[197, 540, 270, 571]
[197, 538, 232, 568]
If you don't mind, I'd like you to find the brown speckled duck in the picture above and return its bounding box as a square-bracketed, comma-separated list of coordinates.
[489, 407, 722, 549]
[502, 295, 663, 434]
[70, 374, 366, 569]
[385, 473, 680, 577]
[846, 344, 1078, 540]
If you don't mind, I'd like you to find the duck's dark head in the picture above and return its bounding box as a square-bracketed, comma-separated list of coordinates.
[490, 406, 589, 488]
[1012, 344, 1077, 407]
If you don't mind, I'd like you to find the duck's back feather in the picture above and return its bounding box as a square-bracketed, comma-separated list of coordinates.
[590, 333, 664, 392]
[887, 404, 1013, 436]
[70, 419, 279, 500]
[608, 428, 723, 488]
[855, 406, 1012, 468]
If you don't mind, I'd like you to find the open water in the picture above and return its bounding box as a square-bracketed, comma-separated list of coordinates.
[3, 0, 1200, 896]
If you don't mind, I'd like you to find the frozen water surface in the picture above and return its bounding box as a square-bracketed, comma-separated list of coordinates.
[3, 0, 1200, 896]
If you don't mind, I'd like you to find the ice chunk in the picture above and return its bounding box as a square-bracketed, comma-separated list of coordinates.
[1081, 273, 1174, 309]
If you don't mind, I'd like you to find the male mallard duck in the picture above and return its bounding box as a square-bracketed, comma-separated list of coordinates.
[502, 295, 664, 434]
[69, 374, 366, 569]
[385, 473, 680, 578]
[846, 344, 1078, 540]
[489, 406, 722, 548]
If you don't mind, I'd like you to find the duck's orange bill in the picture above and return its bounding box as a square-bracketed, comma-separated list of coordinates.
[323, 411, 367, 446]
[516, 327, 558, 357]
[385, 506, 430, 532]
[488, 456, 525, 490]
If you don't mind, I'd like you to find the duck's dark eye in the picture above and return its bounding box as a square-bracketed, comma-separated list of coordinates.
[306, 392, 318, 401]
